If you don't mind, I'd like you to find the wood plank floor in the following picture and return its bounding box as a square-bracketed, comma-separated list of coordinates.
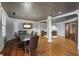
[0, 36, 78, 56]
[38, 36, 77, 56]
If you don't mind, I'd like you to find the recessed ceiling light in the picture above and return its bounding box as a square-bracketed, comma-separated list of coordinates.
[58, 12, 62, 14]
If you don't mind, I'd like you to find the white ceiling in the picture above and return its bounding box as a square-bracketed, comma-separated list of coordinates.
[1, 2, 79, 21]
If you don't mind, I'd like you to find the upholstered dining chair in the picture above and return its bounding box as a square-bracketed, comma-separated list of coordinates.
[14, 32, 21, 42]
[24, 31, 34, 47]
[25, 31, 34, 46]
[26, 33, 39, 56]
[31, 31, 34, 36]
[14, 32, 26, 52]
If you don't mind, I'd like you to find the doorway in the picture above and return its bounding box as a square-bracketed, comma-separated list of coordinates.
[65, 20, 78, 55]
[65, 21, 77, 43]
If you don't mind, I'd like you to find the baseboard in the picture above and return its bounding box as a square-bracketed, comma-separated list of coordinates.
[0, 46, 4, 56]
[0, 45, 4, 53]
[48, 40, 52, 42]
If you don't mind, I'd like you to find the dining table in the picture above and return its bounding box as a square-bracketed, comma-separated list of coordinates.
[19, 33, 31, 53]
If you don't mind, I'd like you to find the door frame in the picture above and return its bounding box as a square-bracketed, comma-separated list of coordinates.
[65, 20, 78, 45]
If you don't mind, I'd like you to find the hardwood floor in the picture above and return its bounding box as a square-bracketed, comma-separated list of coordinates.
[65, 37, 77, 56]
[0, 39, 29, 56]
[0, 36, 78, 56]
[38, 36, 77, 56]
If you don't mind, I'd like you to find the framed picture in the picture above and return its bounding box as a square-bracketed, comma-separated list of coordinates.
[23, 23, 32, 29]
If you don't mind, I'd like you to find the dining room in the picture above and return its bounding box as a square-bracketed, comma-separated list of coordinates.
[0, 2, 79, 56]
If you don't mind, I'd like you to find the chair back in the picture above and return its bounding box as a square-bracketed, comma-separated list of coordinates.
[14, 32, 21, 42]
[31, 31, 34, 37]
[28, 34, 39, 52]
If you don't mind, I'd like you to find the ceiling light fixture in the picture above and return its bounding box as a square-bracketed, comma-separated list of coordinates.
[58, 12, 62, 14]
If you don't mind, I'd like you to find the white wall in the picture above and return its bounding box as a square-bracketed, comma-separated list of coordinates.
[13, 18, 39, 33]
[6, 17, 15, 41]
[39, 18, 77, 37]
[40, 23, 47, 32]
[0, 3, 2, 51]
[54, 22, 65, 36]
[3, 16, 41, 42]
[0, 3, 8, 51]
[52, 17, 77, 36]
[7, 18, 40, 36]
[77, 11, 79, 49]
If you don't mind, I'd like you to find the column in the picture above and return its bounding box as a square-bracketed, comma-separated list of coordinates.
[76, 10, 79, 49]
[38, 22, 41, 35]
[0, 2, 2, 51]
[47, 16, 52, 42]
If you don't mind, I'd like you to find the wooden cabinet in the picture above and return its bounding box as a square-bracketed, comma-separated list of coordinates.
[65, 21, 77, 42]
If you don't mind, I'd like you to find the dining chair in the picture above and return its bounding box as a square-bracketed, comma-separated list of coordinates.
[25, 31, 34, 46]
[14, 32, 21, 42]
[14, 32, 25, 52]
[31, 31, 34, 36]
[26, 34, 39, 56]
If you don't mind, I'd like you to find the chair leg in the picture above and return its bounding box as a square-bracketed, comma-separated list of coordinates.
[32, 49, 37, 56]
[28, 49, 37, 56]
[28, 51, 31, 56]
[36, 49, 37, 56]
[35, 49, 38, 56]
